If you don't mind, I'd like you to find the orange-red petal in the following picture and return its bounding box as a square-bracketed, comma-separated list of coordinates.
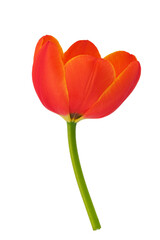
[84, 61, 141, 119]
[33, 35, 63, 61]
[63, 40, 101, 64]
[32, 41, 69, 116]
[65, 55, 115, 116]
[104, 51, 137, 77]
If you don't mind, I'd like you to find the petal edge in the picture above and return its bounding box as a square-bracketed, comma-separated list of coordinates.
[34, 35, 63, 60]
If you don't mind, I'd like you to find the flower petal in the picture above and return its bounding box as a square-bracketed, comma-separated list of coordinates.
[33, 35, 63, 60]
[65, 55, 115, 117]
[104, 51, 137, 77]
[32, 41, 69, 116]
[84, 61, 141, 119]
[63, 40, 101, 64]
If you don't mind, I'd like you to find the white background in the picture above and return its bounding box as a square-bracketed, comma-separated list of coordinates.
[0, 0, 160, 239]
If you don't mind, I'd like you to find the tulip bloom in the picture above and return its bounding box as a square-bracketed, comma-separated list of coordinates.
[32, 35, 141, 230]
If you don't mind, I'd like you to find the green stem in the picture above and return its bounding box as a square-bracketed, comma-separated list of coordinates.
[67, 122, 101, 230]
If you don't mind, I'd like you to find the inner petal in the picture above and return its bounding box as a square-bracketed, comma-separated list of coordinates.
[65, 55, 115, 115]
[63, 40, 101, 64]
[104, 51, 137, 77]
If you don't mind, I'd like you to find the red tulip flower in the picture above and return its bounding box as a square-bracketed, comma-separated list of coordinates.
[32, 35, 141, 230]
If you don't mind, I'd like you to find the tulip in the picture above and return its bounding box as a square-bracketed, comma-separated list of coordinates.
[32, 35, 141, 230]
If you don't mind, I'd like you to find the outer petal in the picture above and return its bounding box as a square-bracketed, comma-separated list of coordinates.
[63, 40, 101, 64]
[104, 51, 137, 77]
[65, 55, 115, 117]
[32, 41, 69, 116]
[33, 35, 63, 60]
[84, 61, 141, 119]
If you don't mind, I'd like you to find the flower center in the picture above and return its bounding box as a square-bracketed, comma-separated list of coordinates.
[70, 113, 82, 121]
